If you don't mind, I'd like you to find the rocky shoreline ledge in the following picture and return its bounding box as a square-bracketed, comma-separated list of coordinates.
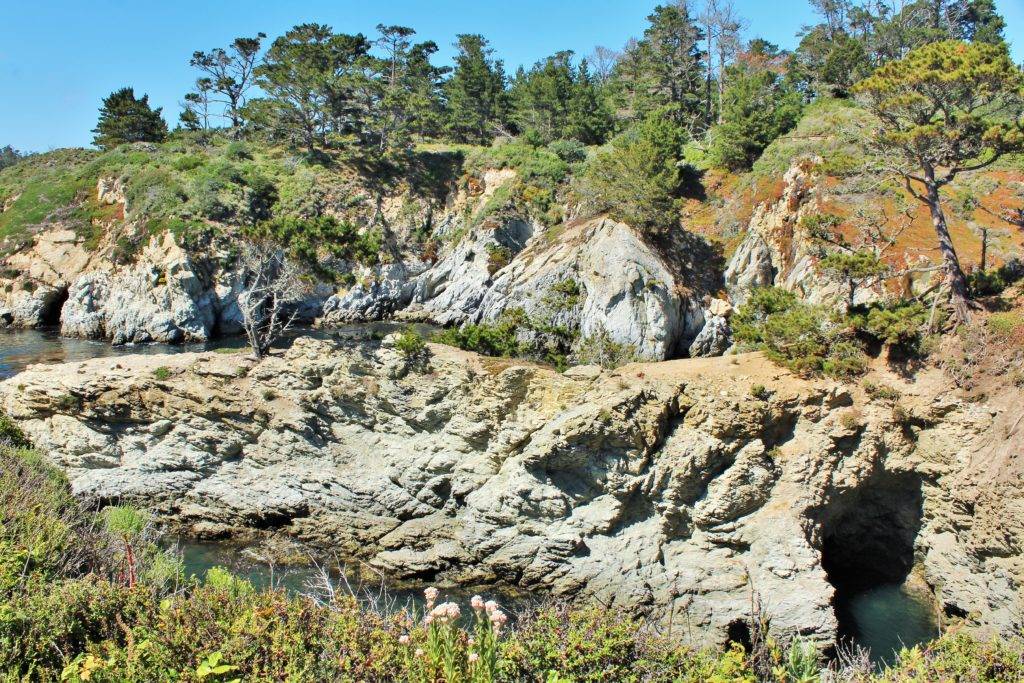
[2, 335, 1020, 647]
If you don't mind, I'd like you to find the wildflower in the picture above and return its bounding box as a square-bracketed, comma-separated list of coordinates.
[415, 648, 425, 658]
[489, 609, 508, 634]
[399, 635, 410, 645]
[424, 586, 439, 608]
[445, 602, 461, 621]
[484, 599, 498, 615]
[423, 614, 434, 625]
[469, 652, 480, 664]
[471, 595, 485, 612]
[468, 637, 475, 646]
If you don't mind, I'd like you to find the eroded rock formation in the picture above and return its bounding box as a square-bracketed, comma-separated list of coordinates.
[3, 337, 1019, 646]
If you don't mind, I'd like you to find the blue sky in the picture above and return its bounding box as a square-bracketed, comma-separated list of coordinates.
[2, 0, 1022, 152]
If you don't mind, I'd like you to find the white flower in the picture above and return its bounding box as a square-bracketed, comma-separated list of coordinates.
[398, 634, 410, 645]
[471, 595, 485, 612]
[415, 648, 425, 658]
[424, 586, 439, 608]
[484, 599, 498, 615]
[468, 652, 480, 664]
[489, 609, 508, 633]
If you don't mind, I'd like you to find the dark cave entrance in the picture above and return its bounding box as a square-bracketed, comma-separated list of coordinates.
[40, 287, 69, 327]
[818, 470, 927, 647]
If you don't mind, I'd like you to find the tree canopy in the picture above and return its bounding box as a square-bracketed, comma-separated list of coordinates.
[92, 88, 168, 150]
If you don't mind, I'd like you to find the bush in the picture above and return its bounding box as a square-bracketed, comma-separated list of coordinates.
[485, 243, 513, 275]
[0, 411, 29, 448]
[850, 300, 931, 354]
[393, 328, 429, 360]
[152, 366, 171, 381]
[969, 260, 1024, 296]
[580, 110, 687, 234]
[571, 327, 640, 369]
[547, 139, 588, 164]
[733, 287, 867, 378]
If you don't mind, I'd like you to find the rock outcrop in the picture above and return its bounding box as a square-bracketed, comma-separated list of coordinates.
[4, 337, 1019, 646]
[4, 168, 711, 360]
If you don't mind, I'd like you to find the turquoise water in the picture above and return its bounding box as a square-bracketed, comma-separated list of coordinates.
[841, 583, 940, 666]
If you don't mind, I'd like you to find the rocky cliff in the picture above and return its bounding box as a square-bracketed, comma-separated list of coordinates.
[3, 336, 1019, 646]
[2, 165, 716, 360]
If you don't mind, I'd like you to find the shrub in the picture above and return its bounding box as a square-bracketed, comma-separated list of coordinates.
[863, 380, 901, 402]
[0, 411, 29, 448]
[969, 260, 1024, 296]
[733, 287, 867, 378]
[485, 243, 513, 275]
[749, 384, 769, 400]
[571, 327, 640, 369]
[434, 315, 523, 359]
[851, 300, 930, 354]
[54, 394, 82, 412]
[152, 366, 171, 381]
[547, 139, 588, 164]
[580, 110, 687, 234]
[393, 328, 428, 360]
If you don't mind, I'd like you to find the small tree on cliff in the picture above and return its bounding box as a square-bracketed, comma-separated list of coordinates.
[238, 240, 311, 359]
[853, 40, 1024, 323]
[92, 88, 168, 150]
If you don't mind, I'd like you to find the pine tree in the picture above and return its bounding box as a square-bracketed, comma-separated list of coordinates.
[443, 34, 508, 143]
[92, 87, 168, 150]
[249, 25, 370, 153]
[707, 49, 802, 170]
[853, 40, 1024, 322]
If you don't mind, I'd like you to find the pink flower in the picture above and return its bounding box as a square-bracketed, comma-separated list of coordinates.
[398, 634, 410, 645]
[471, 595, 485, 612]
[467, 637, 475, 646]
[489, 609, 508, 633]
[424, 587, 439, 608]
[484, 600, 498, 615]
[445, 602, 461, 620]
[468, 652, 480, 664]
[415, 648, 425, 658]
[423, 614, 434, 625]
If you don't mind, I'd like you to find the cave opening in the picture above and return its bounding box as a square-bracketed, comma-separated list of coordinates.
[40, 287, 69, 327]
[818, 469, 935, 659]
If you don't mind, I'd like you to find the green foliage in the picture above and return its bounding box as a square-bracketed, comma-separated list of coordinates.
[393, 328, 429, 360]
[749, 384, 769, 400]
[571, 327, 640, 369]
[465, 142, 569, 226]
[0, 145, 24, 171]
[546, 139, 588, 164]
[485, 243, 512, 275]
[581, 110, 687, 234]
[249, 215, 381, 276]
[92, 87, 168, 150]
[969, 262, 1024, 296]
[103, 506, 148, 538]
[508, 52, 612, 145]
[433, 313, 524, 359]
[853, 41, 1024, 175]
[0, 411, 30, 448]
[707, 65, 803, 171]
[444, 34, 509, 144]
[152, 366, 171, 381]
[850, 300, 931, 353]
[733, 287, 868, 378]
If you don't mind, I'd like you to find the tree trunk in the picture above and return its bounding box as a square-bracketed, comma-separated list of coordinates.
[922, 169, 972, 323]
